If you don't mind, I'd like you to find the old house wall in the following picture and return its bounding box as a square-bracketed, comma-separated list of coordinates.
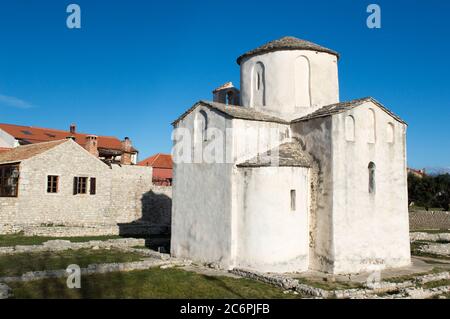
[109, 164, 153, 224]
[291, 117, 334, 273]
[171, 106, 234, 268]
[331, 102, 410, 274]
[233, 166, 310, 273]
[0, 140, 156, 235]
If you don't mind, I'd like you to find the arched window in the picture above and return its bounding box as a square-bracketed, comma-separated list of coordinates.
[195, 110, 208, 143]
[387, 122, 395, 143]
[368, 109, 376, 143]
[251, 62, 265, 107]
[294, 56, 311, 107]
[368, 162, 376, 194]
[345, 115, 355, 141]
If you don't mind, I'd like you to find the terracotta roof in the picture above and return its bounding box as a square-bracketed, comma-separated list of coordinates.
[0, 140, 68, 164]
[172, 101, 289, 126]
[292, 97, 407, 125]
[237, 141, 312, 168]
[0, 123, 137, 152]
[0, 147, 11, 154]
[237, 36, 339, 65]
[138, 153, 172, 169]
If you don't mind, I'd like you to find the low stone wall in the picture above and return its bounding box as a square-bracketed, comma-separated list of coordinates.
[0, 238, 145, 255]
[419, 243, 450, 256]
[410, 232, 450, 242]
[409, 211, 450, 230]
[0, 221, 171, 238]
[230, 267, 450, 299]
[0, 283, 11, 299]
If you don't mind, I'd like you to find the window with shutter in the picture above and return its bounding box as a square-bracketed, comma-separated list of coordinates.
[90, 177, 96, 195]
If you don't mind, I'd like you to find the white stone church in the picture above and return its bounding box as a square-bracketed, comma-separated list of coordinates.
[171, 36, 411, 274]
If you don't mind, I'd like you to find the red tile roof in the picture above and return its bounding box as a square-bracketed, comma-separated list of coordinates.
[0, 140, 68, 164]
[0, 123, 137, 152]
[138, 153, 172, 169]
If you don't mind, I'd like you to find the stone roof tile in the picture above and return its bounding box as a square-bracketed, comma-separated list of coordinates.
[237, 141, 312, 168]
[237, 36, 339, 65]
[172, 101, 289, 126]
[292, 97, 407, 125]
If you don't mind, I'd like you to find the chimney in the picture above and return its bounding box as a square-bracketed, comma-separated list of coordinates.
[120, 137, 132, 165]
[212, 82, 240, 106]
[85, 135, 99, 157]
[70, 124, 76, 134]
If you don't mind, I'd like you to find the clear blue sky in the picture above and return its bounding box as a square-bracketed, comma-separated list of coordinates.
[0, 0, 449, 168]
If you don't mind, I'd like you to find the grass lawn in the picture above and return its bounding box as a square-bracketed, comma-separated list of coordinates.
[384, 268, 444, 283]
[422, 279, 450, 289]
[0, 249, 146, 277]
[410, 242, 450, 261]
[8, 267, 303, 299]
[295, 277, 363, 291]
[0, 233, 122, 247]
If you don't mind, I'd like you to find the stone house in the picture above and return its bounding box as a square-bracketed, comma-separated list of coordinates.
[171, 36, 411, 274]
[138, 153, 173, 186]
[0, 123, 139, 165]
[0, 138, 171, 236]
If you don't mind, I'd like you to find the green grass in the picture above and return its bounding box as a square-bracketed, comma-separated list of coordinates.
[0, 233, 122, 247]
[0, 249, 146, 277]
[410, 242, 450, 261]
[8, 268, 303, 299]
[384, 268, 443, 283]
[422, 279, 450, 289]
[295, 277, 362, 291]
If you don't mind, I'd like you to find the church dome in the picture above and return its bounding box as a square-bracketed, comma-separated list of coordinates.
[236, 36, 339, 65]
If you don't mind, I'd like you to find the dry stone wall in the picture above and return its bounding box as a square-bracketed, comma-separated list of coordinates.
[0, 141, 173, 236]
[409, 211, 450, 230]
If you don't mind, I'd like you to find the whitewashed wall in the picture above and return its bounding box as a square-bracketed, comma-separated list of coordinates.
[171, 106, 235, 267]
[240, 50, 339, 120]
[291, 116, 334, 273]
[331, 102, 410, 273]
[233, 166, 310, 272]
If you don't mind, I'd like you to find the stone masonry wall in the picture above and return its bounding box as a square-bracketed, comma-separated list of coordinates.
[0, 140, 173, 236]
[409, 211, 450, 230]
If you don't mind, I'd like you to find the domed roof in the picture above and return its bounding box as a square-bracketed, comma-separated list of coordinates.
[236, 36, 339, 65]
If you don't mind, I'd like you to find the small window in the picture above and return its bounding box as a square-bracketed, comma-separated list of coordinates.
[0, 164, 19, 197]
[345, 115, 355, 142]
[47, 175, 59, 193]
[73, 177, 87, 195]
[290, 189, 296, 211]
[368, 162, 376, 194]
[368, 109, 376, 143]
[90, 177, 96, 195]
[387, 122, 395, 143]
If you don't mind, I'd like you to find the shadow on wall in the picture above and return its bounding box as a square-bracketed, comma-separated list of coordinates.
[117, 190, 172, 244]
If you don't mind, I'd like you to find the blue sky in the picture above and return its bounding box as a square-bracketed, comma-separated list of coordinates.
[0, 0, 449, 168]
